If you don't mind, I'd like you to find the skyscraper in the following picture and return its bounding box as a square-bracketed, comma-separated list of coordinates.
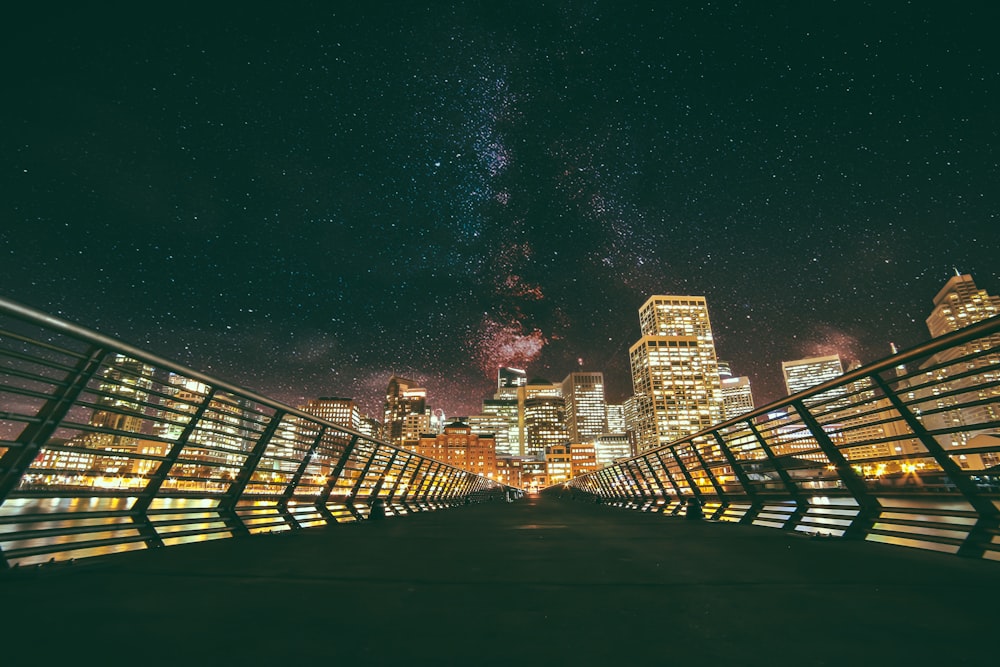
[720, 376, 755, 421]
[383, 376, 429, 447]
[629, 295, 724, 452]
[781, 355, 847, 409]
[519, 378, 567, 458]
[717, 359, 755, 421]
[605, 403, 625, 434]
[926, 272, 1000, 338]
[299, 397, 362, 430]
[919, 273, 1000, 468]
[561, 371, 608, 444]
[497, 366, 527, 400]
[475, 399, 519, 456]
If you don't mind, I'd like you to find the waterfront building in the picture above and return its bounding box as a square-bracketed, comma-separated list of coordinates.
[299, 396, 361, 430]
[629, 295, 724, 452]
[561, 372, 608, 444]
[415, 421, 497, 478]
[384, 376, 430, 447]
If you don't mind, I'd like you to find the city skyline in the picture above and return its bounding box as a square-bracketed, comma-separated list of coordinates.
[3, 3, 998, 418]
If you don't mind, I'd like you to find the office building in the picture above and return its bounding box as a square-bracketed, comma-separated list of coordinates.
[519, 379, 567, 459]
[720, 375, 755, 421]
[561, 371, 608, 444]
[605, 403, 625, 434]
[497, 366, 528, 400]
[782, 355, 844, 396]
[926, 272, 1000, 338]
[416, 421, 497, 478]
[469, 404, 518, 457]
[629, 295, 724, 452]
[920, 273, 1000, 468]
[384, 376, 430, 447]
[299, 396, 361, 431]
[593, 433, 633, 467]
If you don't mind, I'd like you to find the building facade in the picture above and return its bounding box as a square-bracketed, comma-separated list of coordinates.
[299, 396, 361, 430]
[919, 273, 1000, 468]
[561, 371, 608, 444]
[519, 379, 567, 459]
[384, 376, 429, 447]
[720, 375, 755, 421]
[415, 421, 497, 479]
[629, 295, 724, 452]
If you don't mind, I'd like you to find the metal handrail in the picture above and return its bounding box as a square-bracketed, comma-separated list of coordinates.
[0, 296, 503, 568]
[566, 314, 1000, 560]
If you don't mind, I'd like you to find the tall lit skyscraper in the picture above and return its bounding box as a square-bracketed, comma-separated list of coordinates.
[90, 355, 154, 435]
[475, 398, 520, 456]
[629, 295, 724, 452]
[717, 359, 755, 421]
[473, 368, 528, 455]
[920, 273, 1000, 468]
[518, 379, 566, 459]
[155, 374, 252, 478]
[605, 403, 625, 434]
[720, 376, 755, 420]
[85, 355, 155, 475]
[926, 272, 1000, 338]
[561, 371, 607, 444]
[383, 376, 429, 446]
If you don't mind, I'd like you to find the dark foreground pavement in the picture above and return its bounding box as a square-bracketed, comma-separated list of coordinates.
[3, 494, 999, 666]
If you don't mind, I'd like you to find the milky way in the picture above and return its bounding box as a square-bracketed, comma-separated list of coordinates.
[2, 2, 998, 418]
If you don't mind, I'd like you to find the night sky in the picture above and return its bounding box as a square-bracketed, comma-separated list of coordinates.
[3, 2, 998, 418]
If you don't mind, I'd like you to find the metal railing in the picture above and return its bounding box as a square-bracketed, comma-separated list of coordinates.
[566, 315, 1000, 560]
[0, 297, 502, 568]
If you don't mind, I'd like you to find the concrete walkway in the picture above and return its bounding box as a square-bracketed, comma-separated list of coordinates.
[2, 494, 999, 666]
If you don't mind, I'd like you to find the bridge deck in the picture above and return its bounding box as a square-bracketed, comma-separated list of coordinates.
[3, 495, 999, 665]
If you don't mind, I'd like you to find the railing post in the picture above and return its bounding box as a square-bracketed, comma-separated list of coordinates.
[421, 462, 442, 502]
[711, 431, 762, 524]
[369, 448, 399, 499]
[386, 453, 416, 502]
[688, 439, 728, 518]
[606, 466, 623, 499]
[793, 399, 880, 539]
[131, 386, 220, 548]
[219, 409, 286, 537]
[652, 449, 685, 498]
[588, 469, 608, 500]
[670, 444, 704, 503]
[455, 474, 475, 503]
[345, 442, 384, 520]
[441, 468, 462, 501]
[638, 454, 670, 508]
[621, 459, 648, 504]
[744, 418, 808, 529]
[871, 373, 1000, 557]
[0, 346, 107, 505]
[315, 434, 359, 523]
[400, 458, 426, 503]
[277, 424, 328, 529]
[437, 464, 455, 501]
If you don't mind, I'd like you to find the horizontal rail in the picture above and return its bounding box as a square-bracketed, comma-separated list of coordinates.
[0, 296, 503, 567]
[565, 314, 1000, 561]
